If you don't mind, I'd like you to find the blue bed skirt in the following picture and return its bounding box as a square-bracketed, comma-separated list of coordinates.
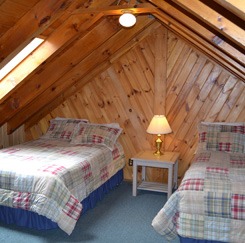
[0, 169, 123, 230]
[179, 236, 225, 243]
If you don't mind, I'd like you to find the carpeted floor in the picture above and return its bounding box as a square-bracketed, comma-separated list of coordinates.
[0, 181, 180, 243]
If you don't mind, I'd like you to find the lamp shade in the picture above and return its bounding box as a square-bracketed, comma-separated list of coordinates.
[146, 115, 172, 135]
[119, 12, 136, 27]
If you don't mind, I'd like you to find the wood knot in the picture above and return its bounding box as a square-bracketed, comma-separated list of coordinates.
[39, 16, 51, 27]
[10, 98, 20, 109]
[98, 100, 105, 108]
[131, 89, 140, 95]
[60, 2, 67, 9]
[73, 23, 79, 32]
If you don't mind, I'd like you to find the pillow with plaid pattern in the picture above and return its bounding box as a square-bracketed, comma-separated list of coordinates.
[197, 122, 245, 153]
[70, 123, 122, 150]
[42, 117, 89, 140]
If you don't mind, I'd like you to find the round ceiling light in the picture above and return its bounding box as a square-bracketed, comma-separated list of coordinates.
[119, 12, 136, 28]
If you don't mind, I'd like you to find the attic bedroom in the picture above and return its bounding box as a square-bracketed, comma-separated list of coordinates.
[0, 0, 244, 242]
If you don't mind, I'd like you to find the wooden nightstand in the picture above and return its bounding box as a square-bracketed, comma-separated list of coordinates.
[131, 151, 180, 199]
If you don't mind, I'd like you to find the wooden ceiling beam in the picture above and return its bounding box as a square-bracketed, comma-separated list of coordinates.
[8, 17, 155, 133]
[211, 0, 245, 21]
[0, 0, 118, 127]
[169, 0, 245, 51]
[149, 0, 244, 65]
[0, 0, 116, 70]
[0, 0, 74, 69]
[154, 9, 244, 81]
[24, 21, 161, 131]
[6, 17, 124, 133]
[71, 3, 157, 15]
[0, 12, 103, 104]
[0, 13, 105, 127]
[1, 0, 244, 134]
[148, 0, 244, 78]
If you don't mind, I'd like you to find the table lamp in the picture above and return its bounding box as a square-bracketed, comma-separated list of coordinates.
[146, 115, 172, 156]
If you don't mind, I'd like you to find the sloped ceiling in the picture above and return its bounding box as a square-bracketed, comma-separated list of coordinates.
[0, 0, 244, 134]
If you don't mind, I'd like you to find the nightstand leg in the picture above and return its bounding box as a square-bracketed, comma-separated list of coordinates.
[142, 166, 146, 181]
[168, 166, 173, 199]
[132, 161, 137, 196]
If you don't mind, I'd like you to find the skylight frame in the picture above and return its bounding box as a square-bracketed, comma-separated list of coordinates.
[0, 37, 44, 80]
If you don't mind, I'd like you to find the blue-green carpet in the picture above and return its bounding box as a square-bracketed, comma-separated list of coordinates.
[0, 181, 180, 243]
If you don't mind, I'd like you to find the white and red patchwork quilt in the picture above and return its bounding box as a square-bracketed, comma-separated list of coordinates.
[0, 138, 125, 234]
[152, 150, 245, 242]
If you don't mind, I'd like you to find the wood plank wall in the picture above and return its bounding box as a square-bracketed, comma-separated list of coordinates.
[0, 124, 24, 149]
[1, 25, 244, 182]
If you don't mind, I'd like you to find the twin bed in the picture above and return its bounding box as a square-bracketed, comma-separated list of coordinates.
[0, 118, 125, 234]
[152, 122, 245, 243]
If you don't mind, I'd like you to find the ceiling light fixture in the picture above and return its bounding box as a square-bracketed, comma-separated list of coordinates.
[119, 11, 136, 28]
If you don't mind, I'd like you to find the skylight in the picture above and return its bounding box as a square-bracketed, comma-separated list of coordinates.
[0, 37, 44, 80]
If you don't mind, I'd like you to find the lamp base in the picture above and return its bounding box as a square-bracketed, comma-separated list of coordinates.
[153, 134, 163, 156]
[153, 150, 163, 156]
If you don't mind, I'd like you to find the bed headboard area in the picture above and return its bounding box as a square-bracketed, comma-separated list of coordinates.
[197, 122, 245, 154]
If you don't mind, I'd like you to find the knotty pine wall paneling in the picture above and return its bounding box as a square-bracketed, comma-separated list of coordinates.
[2, 25, 244, 183]
[0, 124, 25, 149]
